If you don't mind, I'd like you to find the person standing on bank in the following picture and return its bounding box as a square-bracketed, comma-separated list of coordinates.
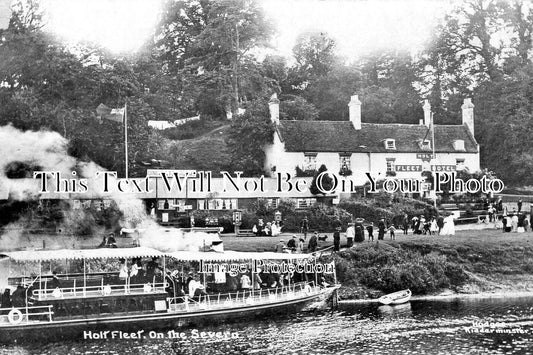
[402, 214, 409, 235]
[308, 232, 318, 252]
[333, 228, 341, 252]
[437, 215, 444, 235]
[366, 223, 374, 241]
[388, 224, 396, 240]
[518, 199, 523, 213]
[378, 218, 386, 240]
[300, 216, 309, 240]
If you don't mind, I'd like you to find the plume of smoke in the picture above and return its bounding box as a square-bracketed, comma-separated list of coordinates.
[0, 125, 220, 252]
[0, 125, 77, 200]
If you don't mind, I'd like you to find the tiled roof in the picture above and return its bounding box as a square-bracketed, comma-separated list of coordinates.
[276, 121, 478, 153]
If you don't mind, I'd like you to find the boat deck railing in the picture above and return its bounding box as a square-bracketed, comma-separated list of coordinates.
[33, 280, 167, 301]
[0, 305, 54, 326]
[167, 282, 318, 313]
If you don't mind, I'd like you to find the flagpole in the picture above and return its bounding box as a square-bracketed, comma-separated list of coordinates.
[431, 112, 436, 209]
[124, 102, 128, 179]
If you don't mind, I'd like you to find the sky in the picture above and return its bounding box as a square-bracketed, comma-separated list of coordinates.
[37, 0, 450, 57]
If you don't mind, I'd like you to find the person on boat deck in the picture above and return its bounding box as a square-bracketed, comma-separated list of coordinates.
[12, 285, 25, 307]
[253, 269, 263, 289]
[50, 271, 61, 289]
[240, 273, 251, 290]
[146, 257, 160, 281]
[188, 275, 207, 299]
[130, 258, 141, 281]
[185, 272, 194, 291]
[119, 261, 129, 282]
[319, 276, 329, 288]
[106, 233, 117, 248]
[286, 235, 297, 251]
[1, 288, 12, 311]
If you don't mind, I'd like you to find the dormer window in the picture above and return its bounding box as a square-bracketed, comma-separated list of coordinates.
[384, 139, 396, 150]
[453, 140, 465, 151]
[419, 140, 431, 151]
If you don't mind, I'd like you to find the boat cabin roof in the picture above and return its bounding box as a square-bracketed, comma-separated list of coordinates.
[0, 248, 315, 263]
[168, 250, 314, 262]
[0, 247, 164, 262]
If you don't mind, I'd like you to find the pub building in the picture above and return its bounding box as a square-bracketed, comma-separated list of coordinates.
[263, 93, 479, 198]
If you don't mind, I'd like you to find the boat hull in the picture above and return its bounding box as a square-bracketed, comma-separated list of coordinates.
[0, 288, 337, 344]
[377, 289, 411, 305]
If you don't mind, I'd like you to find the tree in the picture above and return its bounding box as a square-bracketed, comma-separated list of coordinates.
[155, 0, 275, 116]
[310, 164, 334, 195]
[292, 32, 337, 79]
[225, 100, 275, 176]
[474, 62, 533, 186]
[280, 95, 318, 121]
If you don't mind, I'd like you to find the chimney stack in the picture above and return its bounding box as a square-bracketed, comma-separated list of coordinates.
[422, 99, 431, 127]
[461, 98, 474, 135]
[348, 94, 362, 130]
[268, 93, 280, 125]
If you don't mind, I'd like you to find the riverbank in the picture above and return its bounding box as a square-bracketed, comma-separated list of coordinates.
[330, 229, 533, 300]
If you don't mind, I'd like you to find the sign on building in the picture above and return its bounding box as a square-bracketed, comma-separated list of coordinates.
[395, 165, 422, 172]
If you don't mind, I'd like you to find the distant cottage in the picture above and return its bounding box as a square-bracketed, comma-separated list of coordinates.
[263, 94, 480, 185]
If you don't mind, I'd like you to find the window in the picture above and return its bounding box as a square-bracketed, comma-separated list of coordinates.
[339, 154, 351, 170]
[197, 199, 237, 210]
[456, 158, 466, 170]
[303, 153, 317, 171]
[296, 198, 315, 209]
[266, 198, 279, 208]
[453, 140, 465, 151]
[419, 140, 431, 150]
[386, 158, 396, 172]
[384, 139, 396, 150]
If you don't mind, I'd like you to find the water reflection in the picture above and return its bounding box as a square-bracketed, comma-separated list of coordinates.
[2, 297, 533, 354]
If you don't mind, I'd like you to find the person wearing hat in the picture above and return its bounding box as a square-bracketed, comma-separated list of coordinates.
[286, 235, 297, 251]
[308, 231, 318, 252]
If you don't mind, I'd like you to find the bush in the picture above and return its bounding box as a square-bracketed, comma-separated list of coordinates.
[295, 166, 317, 177]
[334, 244, 469, 294]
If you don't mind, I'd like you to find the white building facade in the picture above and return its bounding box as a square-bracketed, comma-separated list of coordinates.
[264, 94, 480, 189]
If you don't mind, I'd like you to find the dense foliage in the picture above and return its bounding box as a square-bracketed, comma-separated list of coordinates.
[335, 244, 468, 294]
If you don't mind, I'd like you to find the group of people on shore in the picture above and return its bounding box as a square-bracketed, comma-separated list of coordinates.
[274, 231, 320, 254]
[252, 219, 282, 237]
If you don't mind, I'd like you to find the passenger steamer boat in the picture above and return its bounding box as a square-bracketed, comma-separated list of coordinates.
[0, 247, 339, 343]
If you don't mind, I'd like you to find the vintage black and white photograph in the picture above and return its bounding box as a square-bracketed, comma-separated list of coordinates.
[1, 0, 533, 354]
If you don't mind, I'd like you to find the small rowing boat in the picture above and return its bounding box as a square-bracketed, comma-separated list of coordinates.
[377, 289, 411, 305]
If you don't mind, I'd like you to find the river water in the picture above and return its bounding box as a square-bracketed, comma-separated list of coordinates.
[2, 296, 533, 354]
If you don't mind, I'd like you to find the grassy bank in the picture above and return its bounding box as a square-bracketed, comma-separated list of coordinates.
[331, 230, 533, 299]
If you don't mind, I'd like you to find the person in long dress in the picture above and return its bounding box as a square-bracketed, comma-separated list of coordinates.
[441, 214, 455, 236]
[430, 217, 438, 235]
